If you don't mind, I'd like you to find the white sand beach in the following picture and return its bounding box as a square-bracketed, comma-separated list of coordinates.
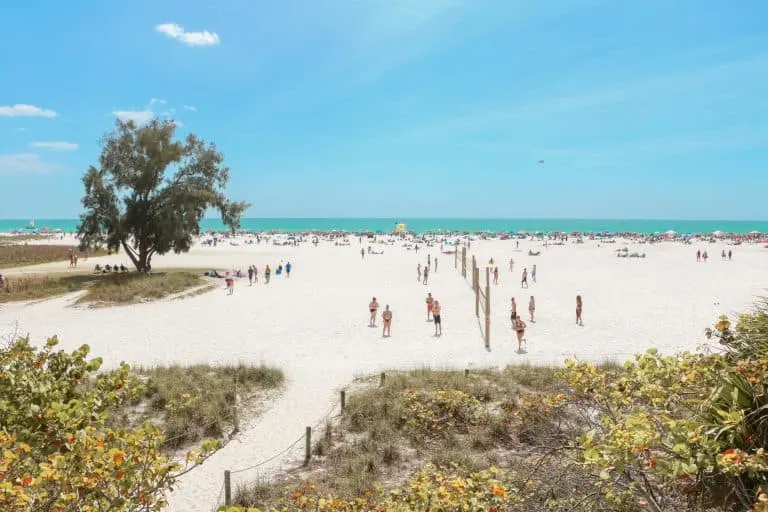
[1, 235, 767, 511]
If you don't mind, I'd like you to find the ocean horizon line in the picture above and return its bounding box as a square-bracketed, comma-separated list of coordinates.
[2, 217, 768, 235]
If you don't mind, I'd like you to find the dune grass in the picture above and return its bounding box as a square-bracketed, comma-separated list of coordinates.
[0, 243, 108, 268]
[113, 363, 284, 449]
[233, 365, 594, 509]
[77, 271, 205, 306]
[0, 270, 210, 305]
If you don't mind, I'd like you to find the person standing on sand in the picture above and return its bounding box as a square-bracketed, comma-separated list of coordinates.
[493, 266, 499, 284]
[417, 263, 422, 281]
[528, 296, 536, 322]
[264, 265, 271, 284]
[225, 273, 234, 295]
[369, 297, 380, 327]
[361, 248, 365, 259]
[426, 293, 434, 321]
[433, 300, 442, 336]
[247, 265, 254, 285]
[576, 295, 583, 326]
[423, 265, 429, 285]
[514, 315, 526, 351]
[509, 258, 514, 271]
[532, 264, 537, 283]
[382, 305, 392, 337]
[721, 249, 727, 261]
[428, 254, 431, 266]
[435, 257, 438, 272]
[521, 268, 528, 288]
[286, 261, 292, 278]
[703, 251, 709, 263]
[728, 249, 732, 261]
[696, 250, 701, 262]
[510, 297, 518, 323]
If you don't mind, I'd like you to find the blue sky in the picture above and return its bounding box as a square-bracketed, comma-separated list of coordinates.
[1, 0, 767, 219]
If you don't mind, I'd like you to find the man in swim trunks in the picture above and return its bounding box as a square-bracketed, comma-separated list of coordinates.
[426, 293, 434, 320]
[369, 297, 380, 327]
[382, 305, 392, 337]
[521, 268, 528, 288]
[432, 300, 442, 336]
[423, 265, 429, 285]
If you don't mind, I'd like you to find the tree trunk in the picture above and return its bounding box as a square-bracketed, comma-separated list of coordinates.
[121, 240, 141, 271]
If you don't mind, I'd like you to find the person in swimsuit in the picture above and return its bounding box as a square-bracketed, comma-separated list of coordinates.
[532, 264, 537, 283]
[426, 293, 434, 320]
[514, 315, 526, 350]
[576, 295, 583, 326]
[430, 299, 442, 336]
[728, 249, 732, 261]
[528, 296, 536, 322]
[510, 297, 517, 323]
[247, 266, 254, 285]
[361, 248, 365, 259]
[264, 265, 271, 284]
[417, 263, 421, 281]
[285, 261, 292, 277]
[493, 266, 499, 284]
[423, 265, 429, 285]
[432, 300, 442, 336]
[521, 268, 528, 288]
[509, 257, 514, 271]
[252, 265, 258, 282]
[382, 305, 392, 337]
[369, 297, 380, 327]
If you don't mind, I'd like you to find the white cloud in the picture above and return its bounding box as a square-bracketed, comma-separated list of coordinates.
[0, 104, 57, 117]
[183, 105, 197, 111]
[29, 141, 79, 151]
[15, 127, 27, 132]
[0, 153, 60, 174]
[113, 109, 154, 124]
[155, 23, 220, 46]
[149, 98, 166, 106]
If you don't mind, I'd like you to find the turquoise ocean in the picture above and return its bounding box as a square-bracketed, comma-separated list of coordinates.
[1, 218, 766, 234]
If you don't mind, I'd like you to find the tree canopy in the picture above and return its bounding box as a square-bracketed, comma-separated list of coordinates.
[78, 119, 249, 271]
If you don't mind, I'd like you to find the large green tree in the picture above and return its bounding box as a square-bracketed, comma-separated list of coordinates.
[78, 119, 249, 271]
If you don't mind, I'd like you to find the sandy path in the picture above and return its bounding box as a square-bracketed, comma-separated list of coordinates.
[1, 237, 767, 511]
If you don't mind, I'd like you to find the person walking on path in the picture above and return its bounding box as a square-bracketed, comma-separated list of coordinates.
[432, 300, 442, 336]
[369, 297, 380, 327]
[426, 293, 434, 321]
[423, 265, 429, 285]
[521, 268, 528, 288]
[514, 315, 526, 351]
[382, 305, 393, 337]
[528, 296, 536, 323]
[532, 264, 537, 283]
[493, 266, 499, 284]
[264, 265, 271, 284]
[576, 295, 584, 326]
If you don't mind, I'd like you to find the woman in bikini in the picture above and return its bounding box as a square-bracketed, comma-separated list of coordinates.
[514, 315, 526, 350]
[382, 305, 392, 337]
[369, 297, 380, 327]
[426, 293, 434, 321]
[576, 295, 583, 326]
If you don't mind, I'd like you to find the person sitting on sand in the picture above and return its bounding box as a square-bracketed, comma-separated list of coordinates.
[514, 315, 526, 350]
[382, 305, 392, 337]
[432, 300, 442, 336]
[576, 295, 583, 326]
[426, 293, 434, 320]
[528, 296, 536, 322]
[369, 297, 380, 327]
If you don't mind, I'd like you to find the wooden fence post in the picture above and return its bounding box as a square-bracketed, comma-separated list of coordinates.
[474, 267, 480, 317]
[485, 280, 491, 349]
[304, 426, 311, 466]
[340, 390, 346, 411]
[224, 470, 231, 506]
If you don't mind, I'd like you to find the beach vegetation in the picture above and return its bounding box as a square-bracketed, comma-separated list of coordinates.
[77, 118, 250, 271]
[115, 363, 285, 448]
[0, 243, 108, 268]
[0, 335, 220, 511]
[227, 305, 768, 512]
[0, 270, 210, 305]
